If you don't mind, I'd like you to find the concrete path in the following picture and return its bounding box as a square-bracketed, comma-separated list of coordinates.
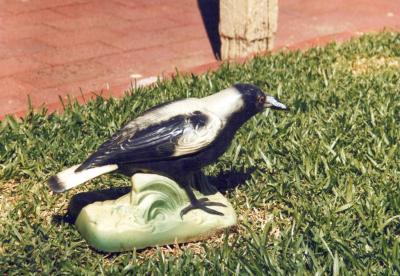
[0, 0, 399, 118]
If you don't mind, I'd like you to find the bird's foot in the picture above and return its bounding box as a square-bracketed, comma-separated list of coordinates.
[180, 198, 227, 218]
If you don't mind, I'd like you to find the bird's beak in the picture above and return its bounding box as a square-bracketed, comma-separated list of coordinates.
[264, 96, 289, 110]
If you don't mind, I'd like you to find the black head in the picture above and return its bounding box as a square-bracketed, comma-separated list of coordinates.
[234, 83, 288, 113]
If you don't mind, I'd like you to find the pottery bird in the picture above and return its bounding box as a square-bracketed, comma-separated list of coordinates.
[48, 83, 288, 216]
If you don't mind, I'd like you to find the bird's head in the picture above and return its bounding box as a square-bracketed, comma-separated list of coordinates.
[234, 83, 289, 114]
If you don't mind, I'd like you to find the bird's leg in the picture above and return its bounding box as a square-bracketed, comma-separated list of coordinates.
[180, 174, 226, 218]
[193, 170, 217, 195]
[180, 186, 226, 217]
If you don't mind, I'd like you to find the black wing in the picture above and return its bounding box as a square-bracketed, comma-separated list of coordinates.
[75, 111, 222, 172]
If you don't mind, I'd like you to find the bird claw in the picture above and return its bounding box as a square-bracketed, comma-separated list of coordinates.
[180, 198, 227, 218]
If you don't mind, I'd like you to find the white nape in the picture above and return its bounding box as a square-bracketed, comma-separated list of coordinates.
[202, 87, 244, 120]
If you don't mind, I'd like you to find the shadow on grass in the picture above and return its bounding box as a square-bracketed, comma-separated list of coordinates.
[52, 168, 255, 225]
[52, 187, 131, 225]
[210, 167, 256, 194]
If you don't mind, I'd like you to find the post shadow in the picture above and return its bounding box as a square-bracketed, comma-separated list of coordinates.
[197, 0, 221, 59]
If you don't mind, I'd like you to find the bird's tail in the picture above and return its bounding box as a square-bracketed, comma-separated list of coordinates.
[48, 164, 118, 193]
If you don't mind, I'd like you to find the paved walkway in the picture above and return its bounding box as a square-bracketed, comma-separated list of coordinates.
[0, 0, 399, 119]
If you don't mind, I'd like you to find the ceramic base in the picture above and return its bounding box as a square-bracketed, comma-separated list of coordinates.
[75, 173, 237, 252]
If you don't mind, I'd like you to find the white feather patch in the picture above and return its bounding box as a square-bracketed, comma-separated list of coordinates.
[125, 99, 203, 132]
[201, 87, 244, 119]
[55, 164, 118, 191]
[121, 87, 243, 137]
[173, 113, 223, 156]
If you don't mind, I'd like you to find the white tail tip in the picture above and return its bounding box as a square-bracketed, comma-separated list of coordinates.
[48, 164, 118, 193]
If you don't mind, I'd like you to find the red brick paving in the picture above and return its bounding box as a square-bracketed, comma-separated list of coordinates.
[0, 56, 42, 78]
[31, 41, 119, 65]
[0, 0, 399, 119]
[15, 60, 112, 89]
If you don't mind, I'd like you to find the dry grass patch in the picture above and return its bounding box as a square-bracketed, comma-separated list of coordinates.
[335, 55, 400, 76]
[0, 181, 20, 222]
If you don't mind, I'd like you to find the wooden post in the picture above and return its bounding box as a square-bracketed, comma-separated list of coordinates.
[219, 0, 278, 60]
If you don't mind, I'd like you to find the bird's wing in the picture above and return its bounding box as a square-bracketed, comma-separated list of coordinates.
[172, 111, 223, 156]
[76, 110, 224, 171]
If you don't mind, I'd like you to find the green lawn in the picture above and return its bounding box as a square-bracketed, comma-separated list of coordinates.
[1, 32, 399, 274]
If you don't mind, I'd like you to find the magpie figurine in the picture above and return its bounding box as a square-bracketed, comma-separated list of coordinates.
[48, 83, 288, 217]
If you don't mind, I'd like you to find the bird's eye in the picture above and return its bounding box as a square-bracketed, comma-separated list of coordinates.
[257, 96, 265, 104]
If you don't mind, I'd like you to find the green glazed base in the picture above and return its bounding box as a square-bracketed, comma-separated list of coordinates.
[75, 173, 237, 252]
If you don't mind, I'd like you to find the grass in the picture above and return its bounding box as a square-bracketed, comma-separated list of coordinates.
[1, 32, 399, 274]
